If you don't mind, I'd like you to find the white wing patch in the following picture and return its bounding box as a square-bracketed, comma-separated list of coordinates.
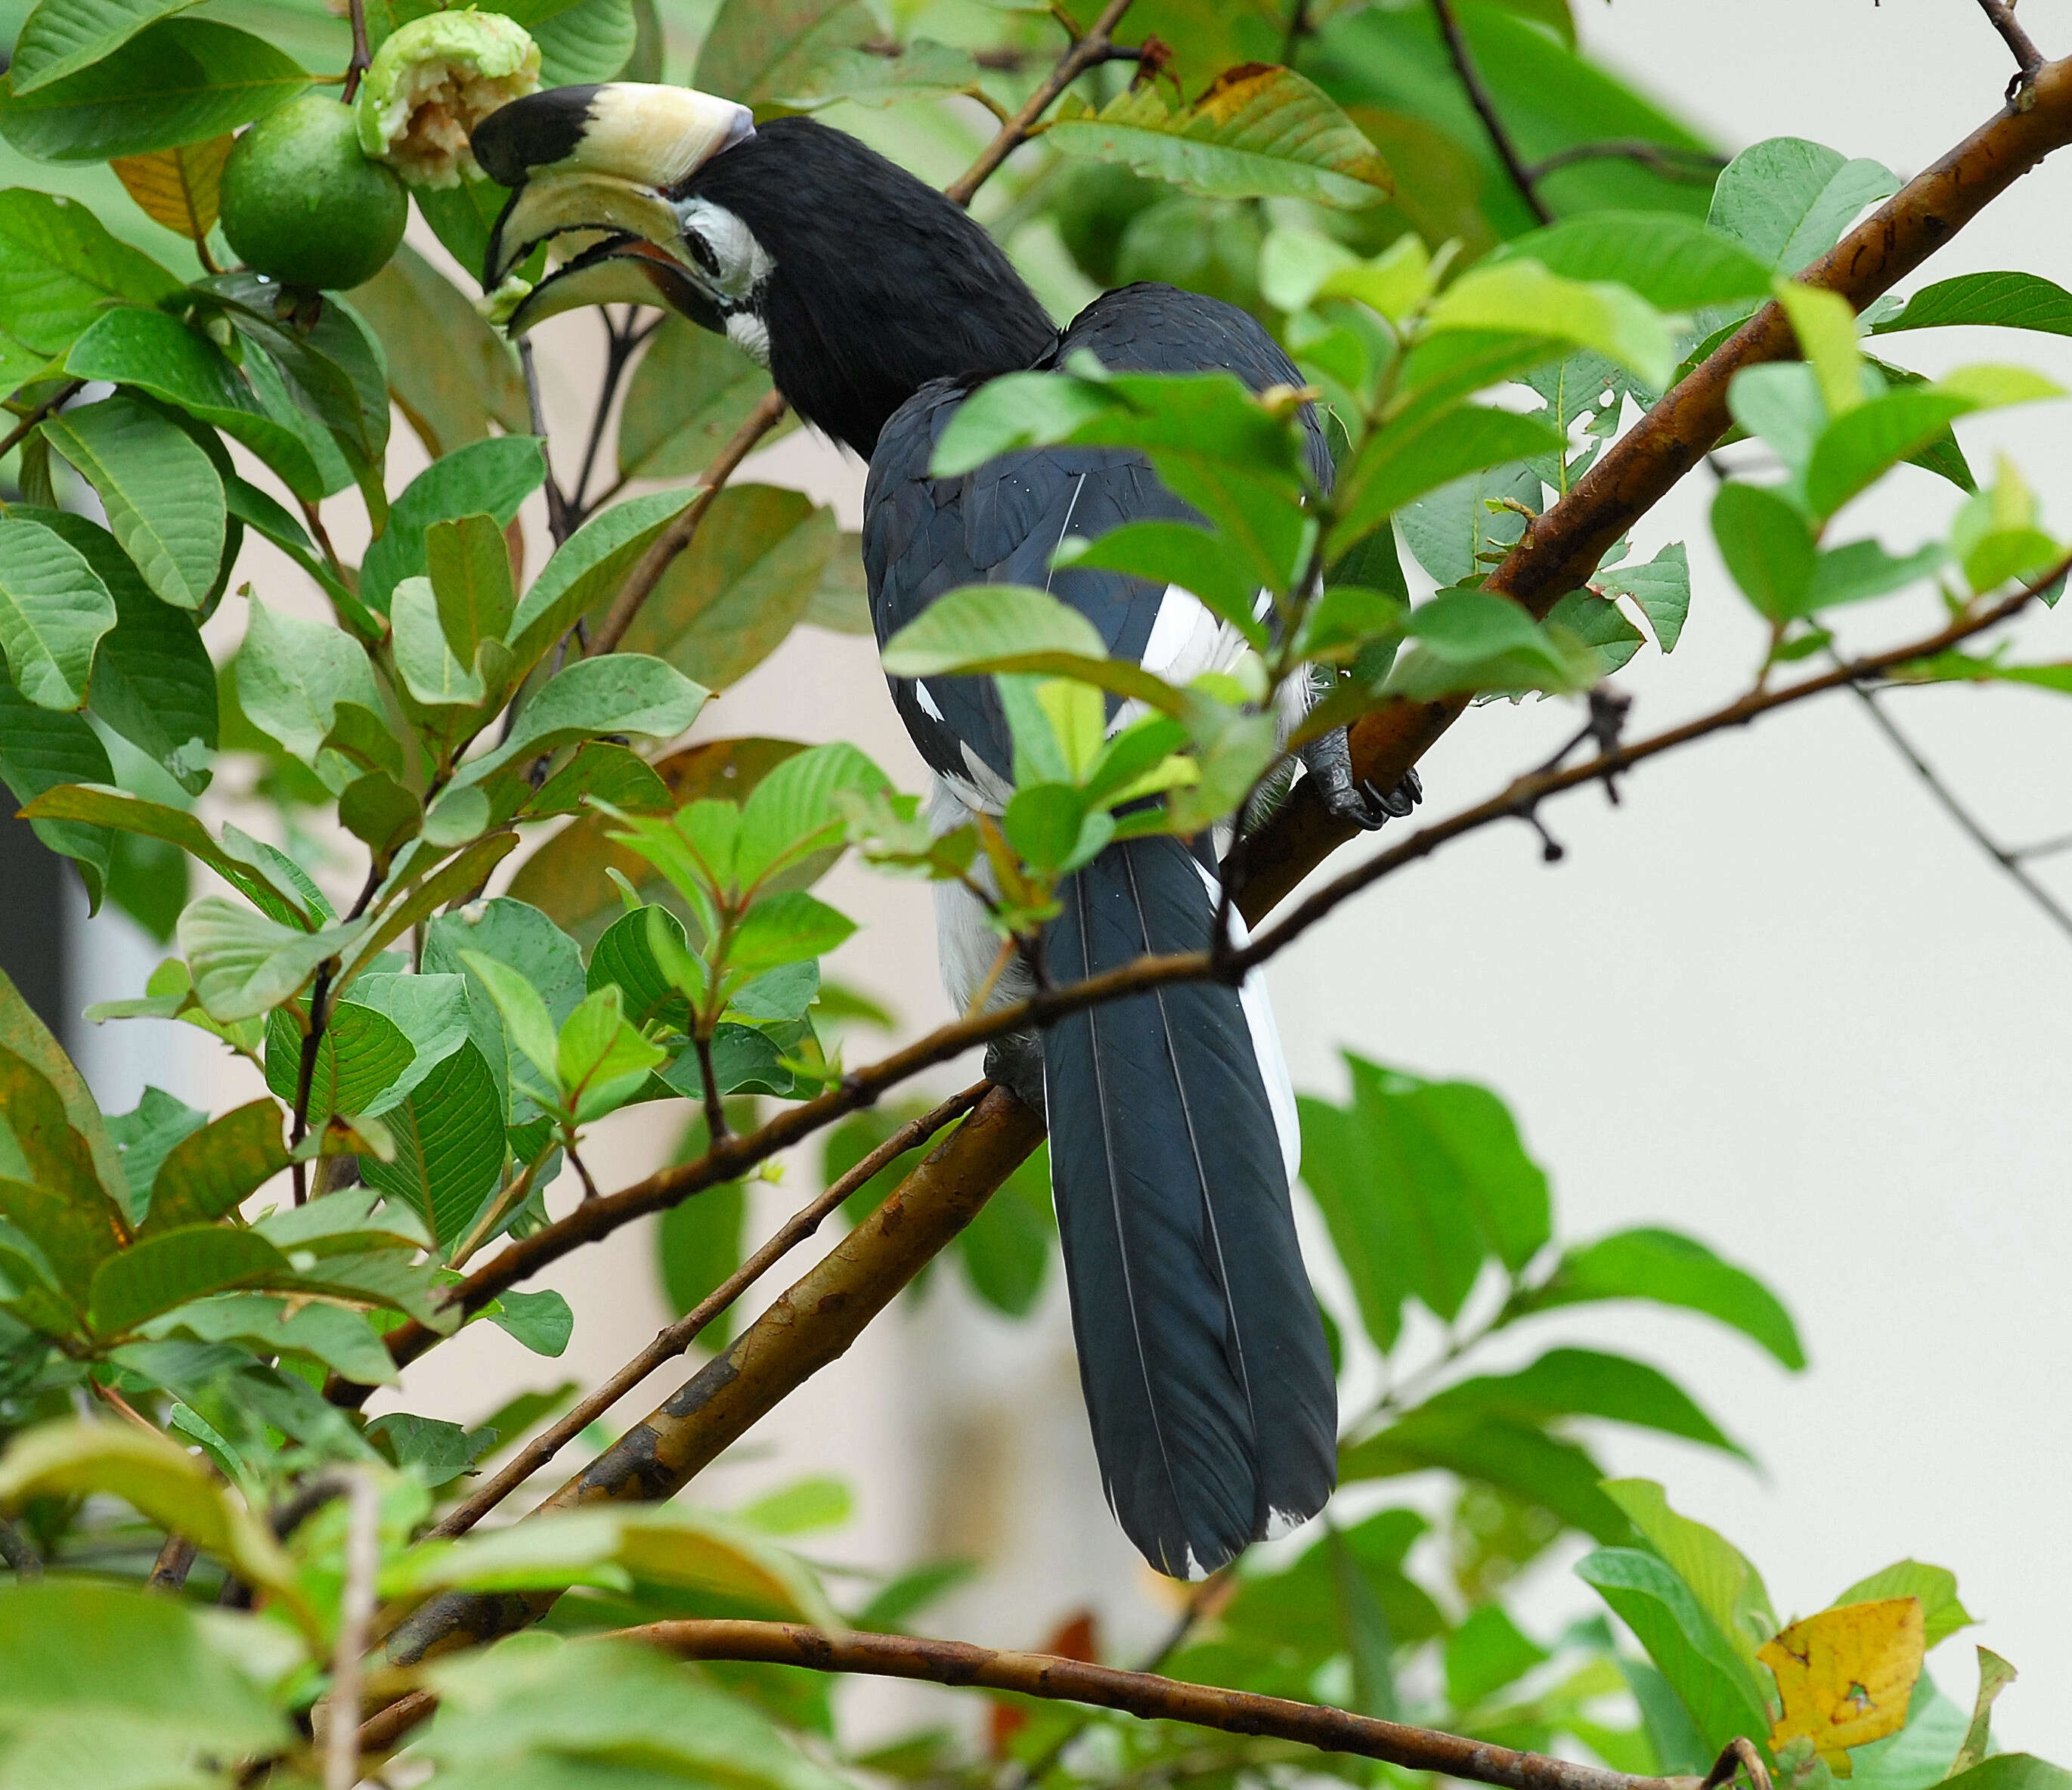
[913, 678, 946, 722]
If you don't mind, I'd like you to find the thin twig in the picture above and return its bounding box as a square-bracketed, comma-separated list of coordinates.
[693, 1031, 729, 1145]
[1976, 0, 2046, 99]
[333, 568, 2057, 1404]
[1522, 138, 1727, 183]
[519, 337, 573, 547]
[340, 0, 371, 101]
[324, 1471, 380, 1790]
[582, 387, 788, 658]
[0, 1517, 42, 1579]
[91, 1379, 161, 1435]
[424, 1081, 988, 1540]
[288, 963, 334, 1206]
[0, 377, 82, 460]
[1847, 680, 2072, 942]
[1429, 0, 1551, 225]
[568, 309, 648, 527]
[1700, 1739, 1773, 1790]
[946, 0, 1135, 205]
[147, 1533, 197, 1593]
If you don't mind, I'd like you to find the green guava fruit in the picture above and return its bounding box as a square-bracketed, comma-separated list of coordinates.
[220, 92, 409, 291]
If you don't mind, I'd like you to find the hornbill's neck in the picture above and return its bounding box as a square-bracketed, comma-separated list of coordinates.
[475, 94, 1058, 457]
[678, 118, 1058, 456]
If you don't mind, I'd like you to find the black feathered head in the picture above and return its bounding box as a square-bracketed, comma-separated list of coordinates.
[473, 85, 1056, 454]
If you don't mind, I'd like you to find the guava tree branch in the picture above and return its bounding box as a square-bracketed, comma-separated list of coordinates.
[423, 1080, 989, 1540]
[333, 561, 2058, 1409]
[367, 1617, 1767, 1790]
[584, 0, 1135, 659]
[1237, 45, 2072, 918]
[380, 1086, 1045, 1665]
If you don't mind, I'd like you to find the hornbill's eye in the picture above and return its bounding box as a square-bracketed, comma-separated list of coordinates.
[469, 81, 754, 336]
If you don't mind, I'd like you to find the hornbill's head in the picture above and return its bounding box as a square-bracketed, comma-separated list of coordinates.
[472, 83, 1058, 456]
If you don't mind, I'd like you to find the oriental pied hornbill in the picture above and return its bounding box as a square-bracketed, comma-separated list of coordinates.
[472, 82, 1420, 1578]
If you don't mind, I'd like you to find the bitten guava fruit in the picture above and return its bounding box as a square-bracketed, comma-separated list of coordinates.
[220, 92, 409, 290]
[355, 11, 541, 189]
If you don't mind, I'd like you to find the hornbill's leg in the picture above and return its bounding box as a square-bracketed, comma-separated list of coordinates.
[1300, 729, 1423, 832]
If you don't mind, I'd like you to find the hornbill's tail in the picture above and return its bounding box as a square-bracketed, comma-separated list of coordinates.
[1040, 833, 1336, 1578]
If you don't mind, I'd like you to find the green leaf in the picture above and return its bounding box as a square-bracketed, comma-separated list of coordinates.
[620, 484, 836, 692]
[1298, 1054, 1548, 1345]
[1708, 136, 1900, 273]
[957, 1140, 1054, 1316]
[361, 1041, 504, 1249]
[737, 1475, 852, 1536]
[1832, 1560, 1974, 1650]
[1395, 460, 1537, 588]
[367, 1411, 497, 1483]
[505, 488, 694, 674]
[488, 1285, 573, 1356]
[234, 594, 385, 775]
[1543, 587, 1643, 676]
[1426, 259, 1675, 389]
[1332, 406, 1561, 556]
[423, 897, 587, 1116]
[1710, 481, 1815, 620]
[416, 1629, 852, 1785]
[348, 242, 530, 458]
[0, 1428, 302, 1621]
[154, 1289, 397, 1385]
[533, 0, 637, 86]
[358, 435, 545, 618]
[0, 19, 310, 163]
[460, 949, 562, 1092]
[1497, 212, 1773, 310]
[1951, 1652, 2021, 1776]
[87, 1222, 287, 1335]
[262, 1000, 415, 1129]
[65, 304, 326, 501]
[176, 895, 367, 1022]
[42, 395, 225, 611]
[1874, 269, 2072, 338]
[140, 1098, 286, 1229]
[733, 739, 890, 890]
[1802, 388, 1976, 520]
[19, 507, 215, 792]
[0, 187, 181, 355]
[1446, 1603, 1548, 1710]
[1601, 1476, 1776, 1667]
[1387, 586, 1590, 699]
[1514, 1225, 1804, 1367]
[11, 0, 209, 94]
[427, 512, 516, 664]
[1047, 66, 1392, 210]
[451, 652, 706, 791]
[692, 0, 875, 108]
[725, 889, 855, 978]
[0, 686, 115, 903]
[1575, 1546, 1772, 1755]
[556, 983, 666, 1116]
[106, 1085, 206, 1220]
[1420, 1347, 1748, 1459]
[621, 319, 783, 476]
[1342, 1409, 1626, 1540]
[1596, 540, 1690, 651]
[658, 1177, 745, 1342]
[1807, 538, 1945, 612]
[881, 583, 1181, 713]
[0, 513, 116, 711]
[390, 574, 491, 711]
[1061, 519, 1269, 649]
[1937, 1760, 2072, 1790]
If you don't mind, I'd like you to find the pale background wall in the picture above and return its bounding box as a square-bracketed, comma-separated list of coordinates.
[57, 0, 2072, 1757]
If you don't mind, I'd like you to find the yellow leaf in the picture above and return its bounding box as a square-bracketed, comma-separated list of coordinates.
[112, 136, 234, 242]
[1760, 1597, 1926, 1774]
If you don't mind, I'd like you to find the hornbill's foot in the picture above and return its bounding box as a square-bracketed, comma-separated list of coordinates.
[984, 1031, 1046, 1120]
[1302, 728, 1424, 832]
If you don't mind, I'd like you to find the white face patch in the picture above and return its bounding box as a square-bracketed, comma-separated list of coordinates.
[672, 197, 772, 305]
[724, 311, 770, 367]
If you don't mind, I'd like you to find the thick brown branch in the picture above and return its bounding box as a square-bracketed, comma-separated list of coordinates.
[945, 0, 1136, 206]
[1237, 47, 2072, 919]
[423, 1081, 989, 1539]
[381, 1086, 1045, 1664]
[1431, 0, 1550, 225]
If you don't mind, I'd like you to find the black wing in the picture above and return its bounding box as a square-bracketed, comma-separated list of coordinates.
[862, 283, 1330, 794]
